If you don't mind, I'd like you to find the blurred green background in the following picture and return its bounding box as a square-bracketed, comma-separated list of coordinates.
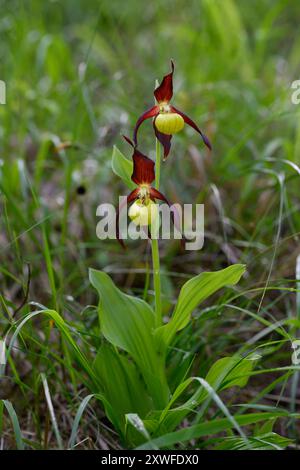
[1, 0, 300, 449]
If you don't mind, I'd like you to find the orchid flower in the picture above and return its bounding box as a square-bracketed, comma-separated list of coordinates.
[133, 61, 211, 159]
[116, 136, 174, 247]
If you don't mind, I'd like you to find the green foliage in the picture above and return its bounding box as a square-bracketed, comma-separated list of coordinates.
[89, 268, 169, 410]
[0, 400, 24, 450]
[214, 432, 293, 450]
[205, 355, 256, 391]
[88, 265, 262, 445]
[1, 0, 300, 451]
[111, 146, 135, 190]
[93, 344, 153, 432]
[147, 355, 256, 434]
[136, 411, 296, 450]
[156, 264, 246, 348]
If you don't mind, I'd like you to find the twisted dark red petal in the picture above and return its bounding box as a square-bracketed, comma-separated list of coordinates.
[153, 116, 172, 160]
[149, 187, 170, 205]
[170, 105, 212, 150]
[133, 105, 159, 146]
[154, 60, 174, 103]
[116, 188, 139, 248]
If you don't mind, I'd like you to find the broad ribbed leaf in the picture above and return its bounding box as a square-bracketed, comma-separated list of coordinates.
[93, 344, 152, 432]
[155, 264, 246, 347]
[89, 269, 169, 408]
[111, 145, 135, 189]
[206, 355, 255, 390]
[154, 355, 255, 433]
[136, 412, 291, 449]
[125, 413, 152, 447]
[215, 432, 293, 450]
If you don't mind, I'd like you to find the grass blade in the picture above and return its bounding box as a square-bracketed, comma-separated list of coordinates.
[41, 373, 63, 449]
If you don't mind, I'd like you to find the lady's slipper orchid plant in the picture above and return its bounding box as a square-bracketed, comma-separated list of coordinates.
[73, 60, 253, 449]
[116, 136, 173, 247]
[133, 60, 212, 159]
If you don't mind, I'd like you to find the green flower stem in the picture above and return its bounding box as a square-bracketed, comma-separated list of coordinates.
[152, 137, 162, 328]
[155, 137, 161, 189]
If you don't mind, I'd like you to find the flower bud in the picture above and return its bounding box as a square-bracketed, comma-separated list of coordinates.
[128, 200, 159, 226]
[155, 112, 184, 135]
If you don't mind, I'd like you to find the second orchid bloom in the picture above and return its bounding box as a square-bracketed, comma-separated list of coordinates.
[116, 136, 173, 247]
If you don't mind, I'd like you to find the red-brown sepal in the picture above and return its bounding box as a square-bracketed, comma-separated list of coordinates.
[123, 135, 155, 185]
[154, 60, 174, 104]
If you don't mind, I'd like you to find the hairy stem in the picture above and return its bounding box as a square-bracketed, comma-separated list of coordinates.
[152, 137, 162, 327]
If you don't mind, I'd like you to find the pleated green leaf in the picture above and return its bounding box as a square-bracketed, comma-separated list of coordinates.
[155, 264, 246, 348]
[214, 432, 293, 450]
[93, 344, 153, 432]
[111, 145, 135, 189]
[136, 411, 293, 450]
[152, 355, 255, 433]
[125, 413, 152, 447]
[89, 269, 169, 409]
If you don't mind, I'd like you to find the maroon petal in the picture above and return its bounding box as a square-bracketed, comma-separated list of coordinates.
[149, 187, 170, 205]
[116, 188, 139, 248]
[154, 60, 174, 104]
[153, 116, 172, 160]
[133, 105, 159, 146]
[170, 105, 212, 150]
[123, 135, 155, 185]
